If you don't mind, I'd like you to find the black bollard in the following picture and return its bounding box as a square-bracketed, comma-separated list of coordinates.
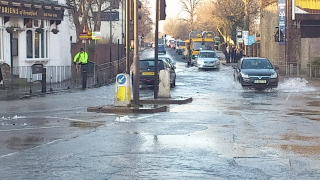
[82, 64, 87, 89]
[42, 68, 46, 93]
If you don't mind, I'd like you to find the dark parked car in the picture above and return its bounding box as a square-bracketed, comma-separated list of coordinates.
[233, 57, 279, 90]
[139, 58, 176, 88]
[158, 44, 166, 54]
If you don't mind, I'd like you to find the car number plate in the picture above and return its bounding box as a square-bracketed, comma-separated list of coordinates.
[142, 72, 154, 75]
[254, 80, 266, 83]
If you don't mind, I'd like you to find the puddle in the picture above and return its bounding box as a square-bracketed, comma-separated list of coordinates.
[7, 136, 44, 150]
[279, 144, 320, 155]
[69, 121, 104, 128]
[307, 101, 320, 107]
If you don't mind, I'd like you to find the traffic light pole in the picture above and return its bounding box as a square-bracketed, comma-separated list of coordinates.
[133, 0, 140, 105]
[154, 0, 159, 99]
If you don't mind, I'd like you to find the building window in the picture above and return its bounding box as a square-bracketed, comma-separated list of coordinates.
[26, 19, 49, 59]
[26, 30, 33, 58]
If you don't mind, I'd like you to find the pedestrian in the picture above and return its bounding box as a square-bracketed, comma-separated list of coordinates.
[73, 48, 89, 66]
[230, 45, 235, 63]
[225, 45, 231, 63]
[73, 48, 89, 89]
[235, 47, 240, 63]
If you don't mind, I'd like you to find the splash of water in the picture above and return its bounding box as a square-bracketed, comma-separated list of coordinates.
[278, 77, 316, 92]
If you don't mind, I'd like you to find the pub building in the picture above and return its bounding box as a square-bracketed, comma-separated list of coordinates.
[0, 0, 71, 81]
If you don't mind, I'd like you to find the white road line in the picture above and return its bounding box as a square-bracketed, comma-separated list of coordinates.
[136, 114, 160, 120]
[43, 116, 89, 122]
[0, 126, 62, 132]
[286, 93, 291, 101]
[0, 139, 63, 159]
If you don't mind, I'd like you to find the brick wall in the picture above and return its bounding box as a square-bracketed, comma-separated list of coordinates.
[260, 4, 286, 70]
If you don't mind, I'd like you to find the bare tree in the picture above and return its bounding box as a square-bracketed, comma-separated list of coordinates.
[175, 22, 190, 40]
[138, 0, 154, 38]
[195, 1, 217, 33]
[179, 0, 201, 31]
[209, 0, 246, 44]
[67, 0, 113, 42]
[162, 17, 180, 37]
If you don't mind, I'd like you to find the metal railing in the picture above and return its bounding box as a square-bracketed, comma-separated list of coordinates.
[0, 57, 131, 99]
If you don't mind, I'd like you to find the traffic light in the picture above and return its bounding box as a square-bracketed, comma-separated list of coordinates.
[138, 0, 142, 20]
[141, 34, 144, 39]
[130, 0, 142, 20]
[160, 0, 166, 20]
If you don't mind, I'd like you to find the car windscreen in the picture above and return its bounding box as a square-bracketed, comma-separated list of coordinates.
[140, 60, 164, 70]
[198, 52, 217, 58]
[192, 42, 214, 51]
[241, 59, 273, 69]
[179, 42, 185, 46]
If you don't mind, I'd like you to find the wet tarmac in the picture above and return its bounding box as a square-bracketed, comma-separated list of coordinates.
[0, 48, 320, 179]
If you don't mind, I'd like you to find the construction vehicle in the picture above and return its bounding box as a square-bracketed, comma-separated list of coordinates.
[177, 41, 186, 55]
[182, 39, 190, 59]
[185, 31, 215, 66]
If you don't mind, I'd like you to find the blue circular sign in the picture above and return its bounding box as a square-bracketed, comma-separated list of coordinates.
[117, 74, 126, 85]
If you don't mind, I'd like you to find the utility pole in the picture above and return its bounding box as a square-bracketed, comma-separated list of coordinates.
[132, 0, 140, 105]
[125, 0, 130, 73]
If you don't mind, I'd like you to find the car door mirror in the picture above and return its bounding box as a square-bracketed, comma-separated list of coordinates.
[274, 65, 279, 70]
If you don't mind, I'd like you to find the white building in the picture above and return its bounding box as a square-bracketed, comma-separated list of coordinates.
[0, 0, 71, 81]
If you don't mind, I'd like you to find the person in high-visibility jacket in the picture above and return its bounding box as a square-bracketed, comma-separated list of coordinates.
[73, 48, 88, 65]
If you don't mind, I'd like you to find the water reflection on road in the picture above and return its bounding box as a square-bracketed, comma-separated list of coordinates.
[0, 48, 320, 179]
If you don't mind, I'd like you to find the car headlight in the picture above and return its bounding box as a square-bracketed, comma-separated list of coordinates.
[197, 59, 204, 64]
[240, 72, 249, 79]
[271, 72, 278, 78]
[214, 61, 220, 65]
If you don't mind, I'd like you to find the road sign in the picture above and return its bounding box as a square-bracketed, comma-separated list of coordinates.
[92, 31, 102, 40]
[79, 31, 92, 40]
[93, 11, 119, 21]
[242, 31, 249, 45]
[116, 74, 126, 85]
[248, 36, 255, 45]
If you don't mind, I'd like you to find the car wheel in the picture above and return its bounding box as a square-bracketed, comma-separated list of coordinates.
[170, 81, 176, 88]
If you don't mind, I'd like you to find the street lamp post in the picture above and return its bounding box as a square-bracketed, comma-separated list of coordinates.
[125, 0, 130, 73]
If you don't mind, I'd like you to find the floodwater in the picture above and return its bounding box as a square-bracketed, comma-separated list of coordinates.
[0, 48, 320, 179]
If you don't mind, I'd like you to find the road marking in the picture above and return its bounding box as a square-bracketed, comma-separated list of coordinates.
[0, 126, 62, 132]
[136, 114, 160, 120]
[43, 116, 90, 122]
[0, 139, 63, 159]
[286, 93, 291, 101]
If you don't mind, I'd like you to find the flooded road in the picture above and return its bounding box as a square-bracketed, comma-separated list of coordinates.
[0, 48, 320, 179]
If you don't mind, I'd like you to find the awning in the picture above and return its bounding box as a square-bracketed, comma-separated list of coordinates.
[0, 0, 65, 20]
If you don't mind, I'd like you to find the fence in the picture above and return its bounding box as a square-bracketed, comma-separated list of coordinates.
[0, 56, 132, 100]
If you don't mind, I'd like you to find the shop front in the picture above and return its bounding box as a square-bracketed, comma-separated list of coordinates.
[0, 0, 71, 84]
